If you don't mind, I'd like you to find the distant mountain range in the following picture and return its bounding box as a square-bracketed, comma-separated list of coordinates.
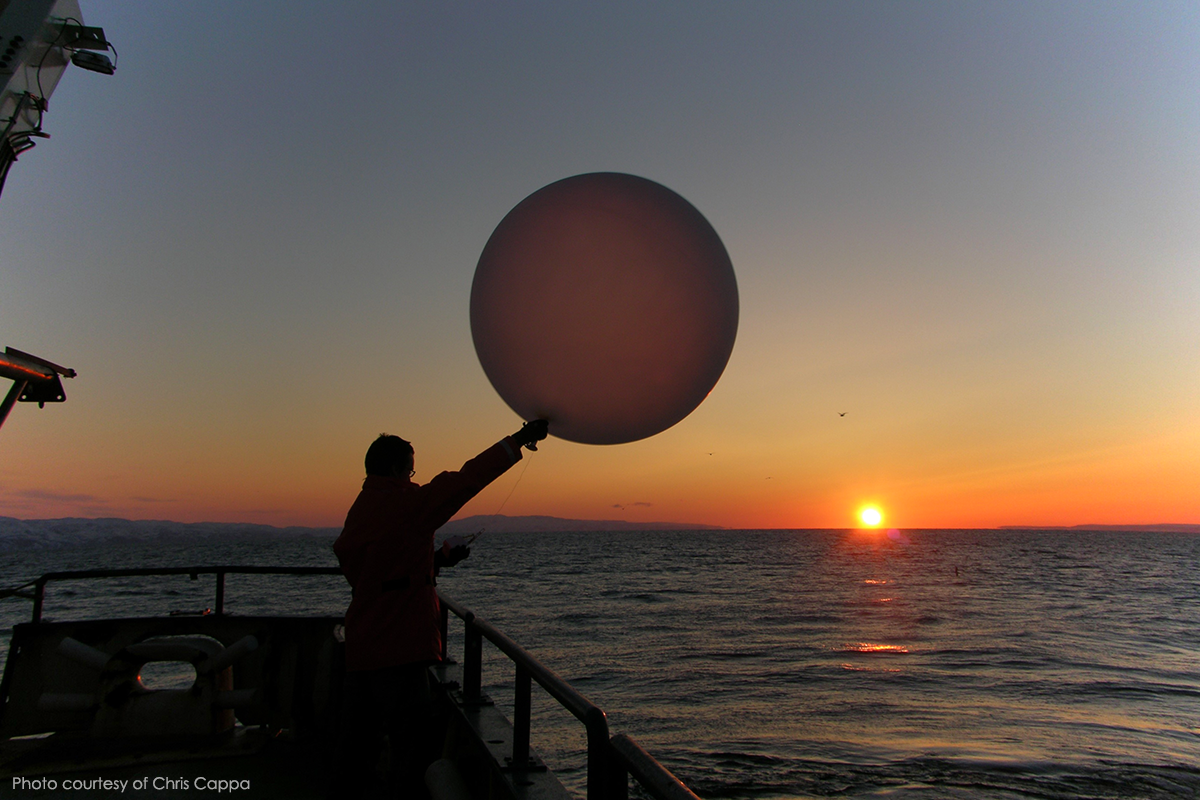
[0, 516, 339, 550]
[440, 514, 724, 533]
[0, 514, 722, 549]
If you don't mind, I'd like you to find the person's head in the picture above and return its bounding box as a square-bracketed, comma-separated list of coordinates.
[364, 434, 414, 478]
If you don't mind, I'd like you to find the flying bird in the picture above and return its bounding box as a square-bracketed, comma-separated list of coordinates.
[839, 412, 847, 417]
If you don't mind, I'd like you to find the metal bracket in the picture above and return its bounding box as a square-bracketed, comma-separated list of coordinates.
[60, 24, 110, 51]
[502, 756, 548, 774]
[451, 688, 495, 709]
[19, 373, 65, 407]
[0, 346, 75, 429]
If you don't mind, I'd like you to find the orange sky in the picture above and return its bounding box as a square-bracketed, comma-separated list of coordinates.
[1, 3, 1197, 529]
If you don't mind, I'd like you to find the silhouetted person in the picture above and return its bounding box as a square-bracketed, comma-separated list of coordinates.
[329, 420, 548, 799]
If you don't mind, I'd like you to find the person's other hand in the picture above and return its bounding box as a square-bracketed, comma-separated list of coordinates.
[440, 541, 471, 567]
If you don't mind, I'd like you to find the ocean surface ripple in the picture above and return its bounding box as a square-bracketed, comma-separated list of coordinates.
[2, 524, 1198, 799]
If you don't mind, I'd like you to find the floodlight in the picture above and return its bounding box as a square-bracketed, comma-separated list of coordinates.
[70, 50, 112, 75]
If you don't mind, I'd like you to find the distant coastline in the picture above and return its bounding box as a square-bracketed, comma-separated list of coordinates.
[998, 523, 1200, 533]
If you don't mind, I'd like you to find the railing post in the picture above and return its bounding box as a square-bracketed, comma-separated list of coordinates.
[513, 664, 531, 768]
[32, 577, 46, 623]
[439, 602, 450, 663]
[610, 753, 629, 800]
[585, 706, 612, 800]
[463, 615, 482, 702]
[215, 571, 226, 615]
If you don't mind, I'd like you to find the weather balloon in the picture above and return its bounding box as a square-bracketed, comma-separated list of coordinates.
[471, 172, 738, 445]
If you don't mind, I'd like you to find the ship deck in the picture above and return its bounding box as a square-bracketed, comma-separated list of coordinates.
[0, 566, 699, 800]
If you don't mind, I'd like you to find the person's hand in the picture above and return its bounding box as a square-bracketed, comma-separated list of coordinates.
[445, 545, 470, 567]
[512, 419, 549, 450]
[440, 538, 471, 567]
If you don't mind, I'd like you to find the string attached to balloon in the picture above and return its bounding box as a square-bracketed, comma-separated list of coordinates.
[458, 446, 536, 547]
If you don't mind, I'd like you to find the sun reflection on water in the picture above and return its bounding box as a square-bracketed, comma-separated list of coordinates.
[842, 643, 910, 654]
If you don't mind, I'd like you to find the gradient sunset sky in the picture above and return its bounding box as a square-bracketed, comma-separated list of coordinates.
[1, 2, 1196, 529]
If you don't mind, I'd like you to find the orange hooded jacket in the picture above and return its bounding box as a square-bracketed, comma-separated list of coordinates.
[333, 438, 521, 671]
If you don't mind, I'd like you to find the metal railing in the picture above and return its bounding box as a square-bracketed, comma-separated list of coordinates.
[439, 592, 700, 800]
[4, 567, 701, 800]
[15, 565, 343, 623]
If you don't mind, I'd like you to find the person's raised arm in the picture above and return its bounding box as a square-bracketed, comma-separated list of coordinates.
[417, 420, 550, 535]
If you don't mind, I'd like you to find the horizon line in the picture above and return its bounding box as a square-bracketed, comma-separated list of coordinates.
[2, 514, 1198, 534]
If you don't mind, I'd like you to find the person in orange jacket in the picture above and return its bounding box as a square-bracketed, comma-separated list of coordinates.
[330, 419, 548, 799]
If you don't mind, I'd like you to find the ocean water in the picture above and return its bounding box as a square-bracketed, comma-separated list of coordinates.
[2, 524, 1198, 799]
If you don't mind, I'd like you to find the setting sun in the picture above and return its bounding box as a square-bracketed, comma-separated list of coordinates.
[859, 506, 884, 527]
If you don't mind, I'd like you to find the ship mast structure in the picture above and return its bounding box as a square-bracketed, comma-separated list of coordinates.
[0, 0, 112, 433]
[0, 0, 114, 198]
